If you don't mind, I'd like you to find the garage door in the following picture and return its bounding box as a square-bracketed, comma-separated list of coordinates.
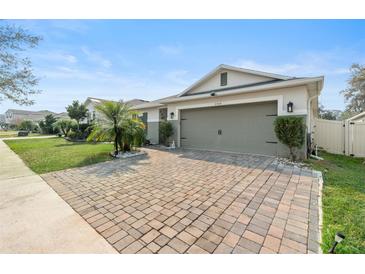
[180, 101, 279, 156]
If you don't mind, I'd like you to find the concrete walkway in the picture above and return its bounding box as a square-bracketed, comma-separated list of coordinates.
[0, 140, 117, 253]
[0, 135, 57, 140]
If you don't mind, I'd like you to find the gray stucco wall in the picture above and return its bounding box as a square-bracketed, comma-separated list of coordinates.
[169, 120, 179, 146]
[147, 122, 159, 144]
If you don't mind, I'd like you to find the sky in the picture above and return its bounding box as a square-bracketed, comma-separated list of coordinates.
[1, 19, 365, 114]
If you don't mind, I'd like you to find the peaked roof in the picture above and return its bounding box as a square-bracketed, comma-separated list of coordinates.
[347, 111, 365, 121]
[85, 97, 149, 107]
[125, 99, 149, 106]
[130, 95, 177, 110]
[5, 109, 54, 115]
[178, 64, 294, 97]
[132, 64, 324, 110]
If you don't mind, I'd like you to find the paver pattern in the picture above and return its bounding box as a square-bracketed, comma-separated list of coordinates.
[42, 148, 321, 254]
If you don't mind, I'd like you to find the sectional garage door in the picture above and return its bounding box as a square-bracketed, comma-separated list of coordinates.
[180, 101, 279, 156]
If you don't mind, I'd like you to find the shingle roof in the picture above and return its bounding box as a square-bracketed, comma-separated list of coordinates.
[85, 97, 149, 107]
[6, 109, 54, 115]
[180, 79, 287, 97]
[125, 99, 149, 106]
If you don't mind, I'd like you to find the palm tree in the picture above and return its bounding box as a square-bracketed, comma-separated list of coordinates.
[87, 101, 145, 156]
[121, 118, 146, 152]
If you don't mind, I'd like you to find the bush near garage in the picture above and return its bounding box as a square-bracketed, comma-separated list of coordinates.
[159, 121, 174, 146]
[274, 116, 305, 161]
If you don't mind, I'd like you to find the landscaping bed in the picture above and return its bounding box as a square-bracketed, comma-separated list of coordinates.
[307, 151, 365, 253]
[4, 137, 114, 174]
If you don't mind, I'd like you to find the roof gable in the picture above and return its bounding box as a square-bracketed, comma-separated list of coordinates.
[179, 64, 292, 97]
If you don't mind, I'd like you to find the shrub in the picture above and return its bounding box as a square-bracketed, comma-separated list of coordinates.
[274, 116, 305, 161]
[19, 120, 36, 132]
[53, 119, 77, 137]
[133, 127, 146, 147]
[67, 130, 82, 140]
[39, 114, 58, 134]
[159, 121, 174, 146]
[79, 123, 93, 139]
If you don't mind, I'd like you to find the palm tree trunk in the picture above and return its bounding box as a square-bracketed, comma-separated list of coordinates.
[117, 129, 123, 153]
[114, 134, 118, 156]
[113, 118, 119, 156]
[289, 146, 296, 161]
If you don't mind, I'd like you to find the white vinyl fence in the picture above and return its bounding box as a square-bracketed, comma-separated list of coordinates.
[314, 118, 365, 157]
[348, 121, 365, 157]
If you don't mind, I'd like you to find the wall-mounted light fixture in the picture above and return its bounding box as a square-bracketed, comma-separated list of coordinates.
[170, 112, 175, 119]
[287, 101, 294, 113]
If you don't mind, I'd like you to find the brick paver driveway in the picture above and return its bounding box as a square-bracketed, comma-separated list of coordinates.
[42, 148, 321, 254]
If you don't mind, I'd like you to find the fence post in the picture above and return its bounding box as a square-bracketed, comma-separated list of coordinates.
[344, 120, 349, 156]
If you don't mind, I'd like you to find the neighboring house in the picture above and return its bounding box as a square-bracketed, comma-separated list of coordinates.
[0, 114, 5, 129]
[132, 64, 324, 158]
[83, 97, 148, 123]
[4, 109, 67, 125]
[54, 112, 69, 119]
[348, 111, 365, 122]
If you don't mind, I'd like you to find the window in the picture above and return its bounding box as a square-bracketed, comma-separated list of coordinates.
[220, 72, 227, 86]
[159, 108, 168, 121]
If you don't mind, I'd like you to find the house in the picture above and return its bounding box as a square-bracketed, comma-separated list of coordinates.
[83, 97, 148, 123]
[348, 111, 365, 122]
[131, 64, 324, 158]
[4, 109, 67, 126]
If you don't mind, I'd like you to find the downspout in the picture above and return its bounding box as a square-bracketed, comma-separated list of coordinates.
[307, 82, 320, 156]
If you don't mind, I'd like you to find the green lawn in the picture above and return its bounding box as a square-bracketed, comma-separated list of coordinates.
[307, 152, 365, 254]
[4, 137, 114, 174]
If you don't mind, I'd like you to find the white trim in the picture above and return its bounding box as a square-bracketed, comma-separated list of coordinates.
[164, 76, 324, 104]
[347, 111, 365, 121]
[177, 64, 293, 97]
[171, 95, 308, 121]
[147, 119, 159, 123]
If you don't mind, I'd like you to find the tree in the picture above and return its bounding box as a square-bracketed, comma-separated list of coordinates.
[122, 118, 146, 151]
[318, 104, 342, 120]
[66, 100, 88, 130]
[0, 24, 42, 105]
[19, 120, 35, 131]
[159, 121, 174, 145]
[87, 101, 144, 155]
[274, 116, 305, 161]
[39, 114, 57, 134]
[53, 118, 77, 137]
[341, 64, 365, 113]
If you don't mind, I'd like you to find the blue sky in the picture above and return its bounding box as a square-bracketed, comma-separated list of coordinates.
[1, 19, 365, 113]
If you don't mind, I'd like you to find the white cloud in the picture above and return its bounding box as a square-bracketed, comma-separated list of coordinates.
[234, 49, 351, 77]
[34, 51, 78, 64]
[158, 44, 183, 55]
[37, 66, 122, 82]
[81, 46, 112, 68]
[235, 59, 349, 77]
